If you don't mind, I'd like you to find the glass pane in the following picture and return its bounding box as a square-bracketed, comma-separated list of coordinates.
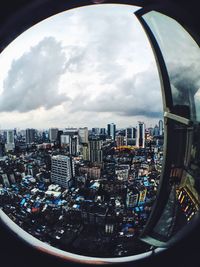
[143, 11, 200, 121]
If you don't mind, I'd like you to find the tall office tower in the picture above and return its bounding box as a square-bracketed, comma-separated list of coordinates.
[25, 128, 35, 144]
[159, 119, 164, 136]
[92, 128, 100, 135]
[82, 143, 89, 161]
[100, 128, 106, 135]
[125, 127, 136, 145]
[49, 128, 58, 142]
[107, 123, 116, 140]
[136, 122, 145, 148]
[6, 130, 14, 144]
[89, 140, 103, 163]
[116, 135, 124, 147]
[5, 130, 15, 151]
[153, 124, 159, 136]
[51, 155, 75, 188]
[56, 130, 63, 148]
[78, 127, 88, 144]
[69, 135, 79, 156]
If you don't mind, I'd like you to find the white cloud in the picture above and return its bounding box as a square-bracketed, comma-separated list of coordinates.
[0, 4, 163, 129]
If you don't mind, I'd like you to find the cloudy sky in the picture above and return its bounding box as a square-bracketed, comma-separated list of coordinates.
[0, 4, 163, 130]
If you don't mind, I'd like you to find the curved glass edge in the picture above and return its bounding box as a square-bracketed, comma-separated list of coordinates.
[0, 209, 154, 264]
[136, 10, 200, 247]
[142, 11, 200, 122]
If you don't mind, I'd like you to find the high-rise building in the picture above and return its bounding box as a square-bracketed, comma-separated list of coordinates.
[92, 128, 100, 135]
[78, 127, 88, 144]
[159, 120, 164, 136]
[153, 125, 159, 136]
[69, 135, 79, 156]
[56, 130, 63, 148]
[107, 123, 116, 140]
[49, 128, 58, 142]
[5, 130, 15, 151]
[136, 122, 145, 148]
[100, 128, 106, 135]
[26, 128, 35, 144]
[89, 140, 103, 163]
[6, 130, 14, 144]
[125, 127, 136, 145]
[51, 155, 75, 188]
[82, 143, 89, 161]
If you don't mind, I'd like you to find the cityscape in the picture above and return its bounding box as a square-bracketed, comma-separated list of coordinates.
[0, 120, 164, 257]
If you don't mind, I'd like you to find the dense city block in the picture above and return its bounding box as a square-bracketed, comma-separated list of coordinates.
[0, 121, 164, 257]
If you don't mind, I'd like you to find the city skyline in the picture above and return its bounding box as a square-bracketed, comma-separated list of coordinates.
[0, 4, 163, 129]
[0, 119, 163, 131]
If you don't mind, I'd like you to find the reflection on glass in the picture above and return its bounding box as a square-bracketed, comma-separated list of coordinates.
[143, 11, 200, 121]
[141, 11, 200, 246]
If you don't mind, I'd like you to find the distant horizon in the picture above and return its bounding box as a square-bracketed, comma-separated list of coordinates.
[0, 118, 164, 132]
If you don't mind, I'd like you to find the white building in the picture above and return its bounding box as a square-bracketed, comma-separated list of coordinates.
[51, 155, 75, 188]
[78, 127, 88, 144]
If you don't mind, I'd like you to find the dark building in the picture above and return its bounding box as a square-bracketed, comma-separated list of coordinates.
[107, 123, 116, 140]
[56, 130, 63, 148]
[89, 140, 103, 163]
[25, 129, 36, 144]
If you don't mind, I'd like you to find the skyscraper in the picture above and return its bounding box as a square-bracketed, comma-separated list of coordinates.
[89, 140, 103, 163]
[5, 130, 15, 151]
[49, 128, 58, 142]
[56, 130, 63, 148]
[51, 155, 75, 188]
[107, 123, 116, 140]
[26, 128, 35, 144]
[153, 125, 159, 136]
[125, 127, 136, 145]
[136, 122, 145, 148]
[78, 127, 88, 144]
[69, 135, 79, 156]
[6, 130, 14, 144]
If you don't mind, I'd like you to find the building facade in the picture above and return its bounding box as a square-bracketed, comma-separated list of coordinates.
[51, 155, 75, 188]
[107, 123, 116, 140]
[136, 122, 145, 148]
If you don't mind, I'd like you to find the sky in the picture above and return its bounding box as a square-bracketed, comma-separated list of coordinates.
[0, 4, 164, 130]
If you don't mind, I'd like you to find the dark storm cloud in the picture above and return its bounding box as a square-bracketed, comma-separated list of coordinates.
[0, 37, 69, 112]
[169, 62, 200, 106]
[70, 65, 163, 118]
